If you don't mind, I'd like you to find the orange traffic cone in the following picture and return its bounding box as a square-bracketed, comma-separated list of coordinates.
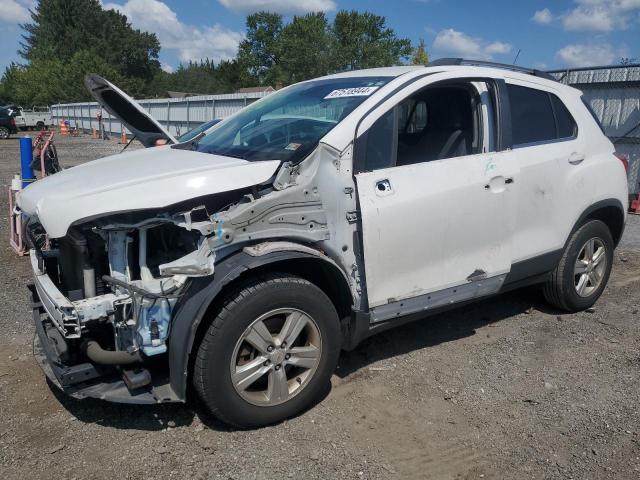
[91, 128, 97, 139]
[59, 121, 69, 136]
[120, 128, 128, 144]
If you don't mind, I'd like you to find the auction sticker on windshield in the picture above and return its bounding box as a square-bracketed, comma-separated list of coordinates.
[324, 86, 379, 99]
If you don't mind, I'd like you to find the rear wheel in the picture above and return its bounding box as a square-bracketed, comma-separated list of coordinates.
[36, 121, 45, 130]
[0, 126, 10, 139]
[194, 274, 341, 428]
[543, 220, 613, 312]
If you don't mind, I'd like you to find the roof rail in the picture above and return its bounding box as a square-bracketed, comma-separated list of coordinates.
[427, 58, 556, 82]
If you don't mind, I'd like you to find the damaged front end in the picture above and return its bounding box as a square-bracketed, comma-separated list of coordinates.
[27, 206, 217, 403]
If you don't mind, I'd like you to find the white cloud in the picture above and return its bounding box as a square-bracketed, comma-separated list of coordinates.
[218, 0, 336, 15]
[485, 41, 512, 55]
[562, 0, 640, 32]
[0, 0, 33, 24]
[432, 29, 512, 60]
[160, 62, 174, 73]
[556, 43, 626, 67]
[105, 0, 243, 63]
[532, 8, 553, 25]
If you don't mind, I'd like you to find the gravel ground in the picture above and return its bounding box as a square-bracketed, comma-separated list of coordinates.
[1, 134, 639, 479]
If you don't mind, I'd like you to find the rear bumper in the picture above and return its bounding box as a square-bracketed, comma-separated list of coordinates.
[29, 283, 182, 405]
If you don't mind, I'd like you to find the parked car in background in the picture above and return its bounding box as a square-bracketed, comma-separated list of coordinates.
[12, 106, 52, 131]
[18, 62, 628, 428]
[0, 107, 18, 139]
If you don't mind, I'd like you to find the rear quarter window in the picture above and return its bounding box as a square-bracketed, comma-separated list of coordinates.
[581, 97, 606, 134]
[550, 95, 577, 138]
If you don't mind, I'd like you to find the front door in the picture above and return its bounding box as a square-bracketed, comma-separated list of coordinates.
[354, 80, 518, 316]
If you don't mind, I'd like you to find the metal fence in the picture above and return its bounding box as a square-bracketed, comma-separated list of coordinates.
[50, 91, 270, 138]
[550, 64, 640, 192]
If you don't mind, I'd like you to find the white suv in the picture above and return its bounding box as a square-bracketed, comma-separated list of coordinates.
[19, 61, 628, 428]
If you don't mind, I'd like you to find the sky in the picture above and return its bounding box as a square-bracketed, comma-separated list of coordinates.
[0, 0, 638, 74]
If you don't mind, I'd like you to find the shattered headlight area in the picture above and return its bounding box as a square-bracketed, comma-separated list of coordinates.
[27, 206, 217, 396]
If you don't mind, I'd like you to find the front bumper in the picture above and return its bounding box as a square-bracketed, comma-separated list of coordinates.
[29, 283, 181, 405]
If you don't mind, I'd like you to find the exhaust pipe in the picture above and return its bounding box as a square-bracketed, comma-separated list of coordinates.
[82, 340, 141, 365]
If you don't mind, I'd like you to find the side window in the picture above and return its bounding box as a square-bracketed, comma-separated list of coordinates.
[508, 84, 556, 145]
[361, 83, 482, 172]
[551, 95, 577, 138]
[508, 84, 577, 146]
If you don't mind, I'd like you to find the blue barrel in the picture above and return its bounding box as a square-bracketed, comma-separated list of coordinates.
[20, 136, 34, 188]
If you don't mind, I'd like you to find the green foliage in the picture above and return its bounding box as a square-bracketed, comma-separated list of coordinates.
[280, 13, 331, 84]
[237, 12, 286, 86]
[238, 10, 412, 86]
[330, 11, 412, 71]
[149, 59, 244, 96]
[21, 0, 160, 81]
[411, 38, 429, 65]
[1, 2, 416, 106]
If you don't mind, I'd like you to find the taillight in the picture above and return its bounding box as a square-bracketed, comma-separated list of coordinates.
[10, 117, 15, 127]
[615, 152, 629, 175]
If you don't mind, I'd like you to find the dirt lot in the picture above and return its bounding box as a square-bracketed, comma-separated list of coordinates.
[1, 134, 639, 479]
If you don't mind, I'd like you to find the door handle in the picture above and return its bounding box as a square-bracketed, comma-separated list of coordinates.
[484, 176, 513, 191]
[568, 152, 585, 165]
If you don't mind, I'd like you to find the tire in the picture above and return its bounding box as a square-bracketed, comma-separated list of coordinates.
[543, 219, 614, 312]
[36, 122, 45, 130]
[0, 126, 9, 139]
[194, 274, 341, 428]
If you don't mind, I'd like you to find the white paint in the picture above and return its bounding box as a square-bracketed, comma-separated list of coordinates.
[17, 146, 280, 238]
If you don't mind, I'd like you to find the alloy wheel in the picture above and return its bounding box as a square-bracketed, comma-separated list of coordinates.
[230, 308, 323, 406]
[574, 237, 607, 297]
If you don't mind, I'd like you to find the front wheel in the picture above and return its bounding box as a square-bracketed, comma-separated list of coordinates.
[0, 126, 9, 139]
[543, 219, 614, 312]
[193, 274, 341, 428]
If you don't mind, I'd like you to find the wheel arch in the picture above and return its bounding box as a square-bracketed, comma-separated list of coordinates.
[571, 198, 625, 248]
[167, 243, 355, 400]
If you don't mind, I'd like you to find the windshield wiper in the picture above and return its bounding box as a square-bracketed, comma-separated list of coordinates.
[172, 132, 206, 151]
[207, 149, 246, 160]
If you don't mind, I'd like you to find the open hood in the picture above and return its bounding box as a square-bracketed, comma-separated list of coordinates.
[85, 74, 177, 148]
[17, 145, 280, 238]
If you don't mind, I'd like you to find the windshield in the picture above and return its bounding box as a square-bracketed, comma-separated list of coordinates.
[177, 119, 221, 143]
[194, 76, 390, 163]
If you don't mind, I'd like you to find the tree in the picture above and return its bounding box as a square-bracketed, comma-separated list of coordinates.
[20, 0, 160, 82]
[0, 64, 22, 104]
[1, 4, 416, 105]
[237, 12, 285, 86]
[279, 13, 331, 84]
[5, 50, 127, 106]
[237, 10, 412, 87]
[330, 11, 412, 71]
[149, 59, 245, 96]
[411, 39, 429, 65]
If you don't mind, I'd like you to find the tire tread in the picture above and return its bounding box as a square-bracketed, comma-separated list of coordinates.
[193, 274, 324, 427]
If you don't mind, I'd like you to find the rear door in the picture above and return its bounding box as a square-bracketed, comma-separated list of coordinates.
[500, 79, 581, 270]
[354, 77, 519, 316]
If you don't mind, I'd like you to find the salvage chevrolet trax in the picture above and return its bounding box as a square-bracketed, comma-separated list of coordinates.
[18, 61, 628, 427]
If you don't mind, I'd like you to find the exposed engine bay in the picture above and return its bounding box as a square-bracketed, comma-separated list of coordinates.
[28, 204, 220, 389]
